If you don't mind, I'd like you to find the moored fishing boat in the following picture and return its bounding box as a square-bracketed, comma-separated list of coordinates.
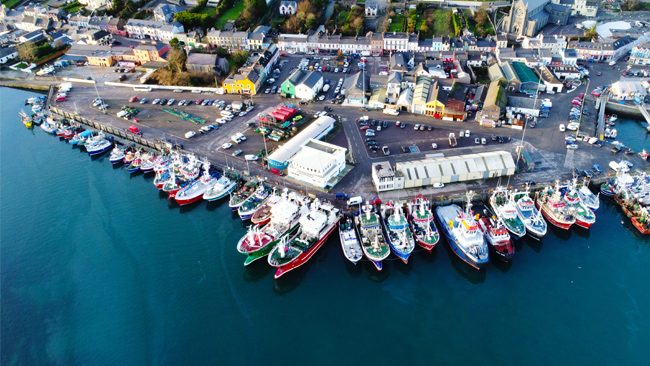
[228, 179, 259, 211]
[472, 201, 514, 262]
[237, 196, 307, 265]
[535, 182, 576, 230]
[490, 187, 526, 239]
[339, 215, 363, 264]
[175, 162, 218, 206]
[162, 170, 190, 198]
[251, 188, 285, 226]
[577, 184, 600, 211]
[109, 147, 126, 164]
[86, 139, 112, 156]
[70, 130, 92, 145]
[139, 153, 157, 173]
[40, 121, 58, 134]
[180, 154, 200, 180]
[153, 170, 171, 190]
[434, 193, 488, 270]
[203, 170, 238, 202]
[381, 201, 415, 264]
[406, 194, 439, 252]
[238, 183, 272, 220]
[126, 152, 142, 172]
[512, 187, 547, 239]
[354, 202, 390, 270]
[631, 207, 650, 234]
[20, 110, 33, 128]
[268, 200, 341, 279]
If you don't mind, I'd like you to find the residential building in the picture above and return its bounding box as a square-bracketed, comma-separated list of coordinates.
[507, 96, 542, 118]
[248, 25, 272, 50]
[223, 68, 261, 95]
[479, 80, 507, 123]
[279, 1, 297, 15]
[432, 36, 443, 52]
[133, 43, 168, 62]
[65, 44, 134, 67]
[411, 76, 432, 115]
[547, 65, 581, 80]
[372, 162, 404, 192]
[365, 1, 378, 17]
[609, 79, 648, 101]
[535, 65, 563, 92]
[0, 47, 18, 64]
[80, 30, 112, 45]
[186, 52, 217, 73]
[204, 29, 249, 51]
[630, 41, 650, 65]
[343, 72, 370, 106]
[88, 16, 111, 31]
[107, 17, 126, 36]
[125, 19, 184, 41]
[68, 14, 90, 28]
[153, 4, 184, 23]
[368, 88, 387, 109]
[281, 69, 324, 100]
[567, 36, 636, 62]
[287, 139, 347, 189]
[19, 30, 45, 43]
[15, 14, 51, 32]
[550, 0, 597, 17]
[78, 0, 113, 10]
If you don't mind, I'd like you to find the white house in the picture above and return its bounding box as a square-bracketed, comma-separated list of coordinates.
[0, 47, 18, 64]
[295, 71, 324, 100]
[372, 162, 404, 192]
[78, 0, 113, 10]
[288, 139, 347, 189]
[279, 1, 297, 15]
[365, 1, 378, 18]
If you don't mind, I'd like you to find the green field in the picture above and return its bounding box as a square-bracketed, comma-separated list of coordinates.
[215, 1, 246, 29]
[199, 7, 217, 16]
[388, 14, 405, 32]
[1, 0, 24, 9]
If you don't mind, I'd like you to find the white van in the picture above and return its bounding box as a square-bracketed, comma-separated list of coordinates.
[244, 154, 258, 161]
[221, 110, 234, 118]
[383, 109, 399, 116]
[116, 110, 129, 118]
[347, 196, 362, 206]
[609, 60, 616, 66]
[322, 84, 330, 93]
[559, 124, 566, 132]
[231, 135, 241, 144]
[192, 89, 202, 94]
[185, 131, 196, 139]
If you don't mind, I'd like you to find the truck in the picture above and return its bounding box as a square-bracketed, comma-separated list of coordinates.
[361, 51, 371, 57]
[383, 109, 399, 116]
[232, 101, 243, 111]
[449, 133, 457, 147]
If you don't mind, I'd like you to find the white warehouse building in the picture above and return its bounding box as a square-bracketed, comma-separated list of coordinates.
[288, 139, 347, 189]
[267, 116, 335, 169]
[372, 151, 516, 191]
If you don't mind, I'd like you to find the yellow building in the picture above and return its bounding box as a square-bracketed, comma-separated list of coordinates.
[222, 68, 260, 95]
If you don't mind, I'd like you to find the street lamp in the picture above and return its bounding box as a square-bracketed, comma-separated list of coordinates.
[262, 130, 269, 170]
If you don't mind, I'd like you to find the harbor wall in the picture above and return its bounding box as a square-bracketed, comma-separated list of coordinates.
[605, 101, 649, 120]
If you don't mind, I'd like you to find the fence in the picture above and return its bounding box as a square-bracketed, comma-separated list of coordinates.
[49, 106, 164, 152]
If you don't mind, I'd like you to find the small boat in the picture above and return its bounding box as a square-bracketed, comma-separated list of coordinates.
[40, 121, 58, 134]
[162, 170, 190, 197]
[268, 200, 341, 279]
[610, 128, 618, 139]
[203, 170, 238, 202]
[406, 194, 439, 252]
[237, 195, 307, 265]
[381, 201, 415, 264]
[86, 139, 112, 156]
[180, 155, 200, 180]
[20, 110, 33, 128]
[70, 130, 92, 145]
[153, 170, 171, 190]
[355, 202, 390, 271]
[139, 153, 157, 173]
[472, 201, 515, 262]
[578, 184, 600, 211]
[639, 149, 649, 161]
[339, 216, 363, 264]
[593, 164, 602, 173]
[609, 114, 618, 123]
[435, 192, 489, 270]
[631, 207, 650, 235]
[109, 147, 126, 164]
[123, 150, 137, 164]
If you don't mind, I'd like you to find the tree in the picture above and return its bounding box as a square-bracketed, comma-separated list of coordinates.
[306, 13, 317, 30]
[17, 41, 38, 62]
[337, 49, 344, 60]
[475, 8, 489, 25]
[215, 47, 229, 58]
[621, 0, 639, 11]
[169, 37, 181, 50]
[167, 48, 187, 73]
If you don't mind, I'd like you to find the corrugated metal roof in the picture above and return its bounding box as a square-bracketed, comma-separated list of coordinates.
[395, 151, 515, 183]
[268, 116, 335, 165]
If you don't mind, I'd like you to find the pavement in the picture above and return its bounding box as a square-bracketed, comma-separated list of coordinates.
[7, 53, 650, 205]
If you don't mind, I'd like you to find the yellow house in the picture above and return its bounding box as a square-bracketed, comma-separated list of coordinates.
[424, 81, 446, 118]
[223, 68, 260, 95]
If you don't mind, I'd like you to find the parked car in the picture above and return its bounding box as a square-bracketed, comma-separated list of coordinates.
[129, 96, 138, 102]
[382, 146, 390, 156]
[232, 149, 242, 156]
[140, 98, 148, 104]
[221, 143, 232, 149]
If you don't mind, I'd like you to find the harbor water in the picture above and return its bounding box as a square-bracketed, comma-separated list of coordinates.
[2, 87, 650, 365]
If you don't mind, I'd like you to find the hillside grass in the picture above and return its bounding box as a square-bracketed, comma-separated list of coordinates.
[215, 1, 246, 29]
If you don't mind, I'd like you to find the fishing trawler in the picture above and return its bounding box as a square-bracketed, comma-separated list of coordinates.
[175, 163, 218, 206]
[20, 110, 33, 128]
[250, 188, 285, 225]
[563, 179, 596, 229]
[578, 184, 600, 211]
[435, 192, 488, 270]
[203, 170, 238, 202]
[406, 194, 439, 252]
[472, 201, 514, 262]
[381, 201, 415, 264]
[238, 184, 272, 220]
[267, 200, 341, 279]
[490, 187, 526, 239]
[228, 179, 259, 211]
[237, 196, 307, 265]
[512, 187, 547, 239]
[535, 182, 576, 230]
[354, 202, 390, 271]
[109, 147, 126, 164]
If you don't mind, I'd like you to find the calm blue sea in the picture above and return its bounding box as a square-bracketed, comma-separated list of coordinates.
[2, 87, 650, 365]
